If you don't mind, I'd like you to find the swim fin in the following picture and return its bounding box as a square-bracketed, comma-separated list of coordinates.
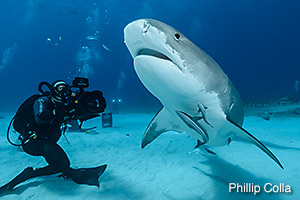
[0, 165, 107, 193]
[0, 167, 35, 193]
[69, 164, 107, 187]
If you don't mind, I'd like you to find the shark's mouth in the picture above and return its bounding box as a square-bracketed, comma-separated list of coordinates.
[137, 49, 181, 70]
[137, 49, 172, 62]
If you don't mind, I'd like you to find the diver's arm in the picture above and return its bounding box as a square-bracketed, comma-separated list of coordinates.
[33, 97, 55, 125]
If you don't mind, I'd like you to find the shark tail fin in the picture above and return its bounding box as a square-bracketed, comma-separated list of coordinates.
[227, 116, 284, 169]
[142, 107, 183, 149]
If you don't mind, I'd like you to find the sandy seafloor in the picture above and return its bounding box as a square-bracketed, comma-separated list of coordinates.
[0, 112, 299, 200]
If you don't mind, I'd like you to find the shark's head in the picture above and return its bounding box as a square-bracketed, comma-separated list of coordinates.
[125, 19, 188, 67]
[124, 19, 212, 76]
[124, 19, 196, 104]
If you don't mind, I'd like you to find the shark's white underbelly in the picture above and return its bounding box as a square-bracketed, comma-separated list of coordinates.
[134, 55, 234, 146]
[162, 91, 233, 146]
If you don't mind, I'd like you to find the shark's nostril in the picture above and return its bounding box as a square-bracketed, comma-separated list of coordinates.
[143, 22, 150, 33]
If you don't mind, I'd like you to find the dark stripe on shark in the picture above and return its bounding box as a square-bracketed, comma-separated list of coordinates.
[226, 116, 284, 169]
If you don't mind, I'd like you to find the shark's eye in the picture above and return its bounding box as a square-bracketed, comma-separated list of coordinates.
[174, 33, 181, 41]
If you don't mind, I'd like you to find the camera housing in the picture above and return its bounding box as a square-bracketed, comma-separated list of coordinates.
[65, 77, 106, 122]
[37, 77, 106, 122]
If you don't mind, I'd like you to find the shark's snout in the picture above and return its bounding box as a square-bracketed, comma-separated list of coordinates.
[124, 19, 150, 58]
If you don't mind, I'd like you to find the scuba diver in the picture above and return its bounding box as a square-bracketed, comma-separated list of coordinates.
[0, 78, 107, 192]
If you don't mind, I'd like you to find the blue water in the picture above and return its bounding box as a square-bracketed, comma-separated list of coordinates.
[0, 0, 299, 112]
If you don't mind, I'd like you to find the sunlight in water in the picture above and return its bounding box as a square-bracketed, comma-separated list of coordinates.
[0, 43, 16, 72]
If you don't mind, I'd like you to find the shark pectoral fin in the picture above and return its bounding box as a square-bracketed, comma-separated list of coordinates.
[175, 110, 209, 144]
[226, 117, 284, 169]
[142, 107, 183, 149]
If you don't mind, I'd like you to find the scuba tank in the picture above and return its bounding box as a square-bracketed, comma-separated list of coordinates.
[6, 82, 54, 146]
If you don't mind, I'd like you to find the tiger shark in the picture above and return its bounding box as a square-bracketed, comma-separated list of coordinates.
[124, 19, 283, 169]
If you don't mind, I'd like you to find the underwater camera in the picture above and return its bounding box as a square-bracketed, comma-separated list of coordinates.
[6, 77, 106, 147]
[39, 77, 106, 122]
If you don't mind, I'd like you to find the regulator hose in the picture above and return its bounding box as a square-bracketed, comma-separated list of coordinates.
[6, 116, 22, 147]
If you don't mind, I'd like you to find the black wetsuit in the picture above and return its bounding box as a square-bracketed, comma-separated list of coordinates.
[0, 96, 101, 191]
[21, 96, 73, 178]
